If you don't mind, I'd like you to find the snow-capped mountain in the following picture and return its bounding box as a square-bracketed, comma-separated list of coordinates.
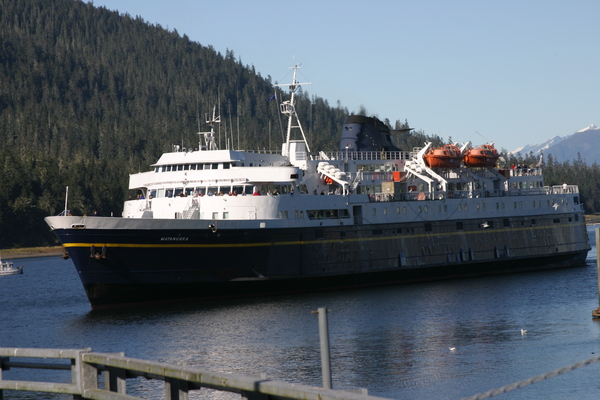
[511, 136, 566, 156]
[511, 124, 600, 164]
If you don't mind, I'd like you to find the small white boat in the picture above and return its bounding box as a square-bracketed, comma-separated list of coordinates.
[0, 255, 23, 276]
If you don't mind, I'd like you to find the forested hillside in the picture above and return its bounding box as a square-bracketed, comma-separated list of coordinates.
[1, 0, 599, 249]
[0, 0, 357, 247]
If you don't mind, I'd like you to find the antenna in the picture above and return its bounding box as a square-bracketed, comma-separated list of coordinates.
[198, 106, 220, 151]
[476, 131, 492, 144]
[64, 186, 69, 216]
[274, 64, 312, 157]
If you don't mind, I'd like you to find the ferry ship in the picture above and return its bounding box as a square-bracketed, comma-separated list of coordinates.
[45, 66, 590, 309]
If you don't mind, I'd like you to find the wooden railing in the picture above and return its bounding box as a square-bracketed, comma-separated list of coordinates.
[0, 347, 389, 400]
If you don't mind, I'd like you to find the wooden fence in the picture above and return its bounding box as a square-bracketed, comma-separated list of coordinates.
[0, 347, 389, 400]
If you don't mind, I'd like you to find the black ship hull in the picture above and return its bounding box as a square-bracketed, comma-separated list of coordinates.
[50, 212, 591, 309]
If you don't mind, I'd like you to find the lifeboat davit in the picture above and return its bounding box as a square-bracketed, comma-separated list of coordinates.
[423, 144, 462, 168]
[464, 144, 499, 168]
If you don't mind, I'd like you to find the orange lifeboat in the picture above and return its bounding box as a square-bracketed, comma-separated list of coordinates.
[423, 144, 462, 168]
[463, 144, 499, 168]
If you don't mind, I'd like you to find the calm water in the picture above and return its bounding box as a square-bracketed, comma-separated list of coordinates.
[1, 226, 600, 400]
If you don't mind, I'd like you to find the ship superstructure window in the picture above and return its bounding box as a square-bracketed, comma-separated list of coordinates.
[263, 184, 295, 195]
[307, 209, 350, 220]
[278, 211, 289, 219]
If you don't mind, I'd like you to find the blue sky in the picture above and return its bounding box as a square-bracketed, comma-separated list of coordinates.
[91, 0, 599, 152]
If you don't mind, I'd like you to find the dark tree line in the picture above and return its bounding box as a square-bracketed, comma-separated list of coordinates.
[1, 0, 598, 249]
[0, 0, 393, 247]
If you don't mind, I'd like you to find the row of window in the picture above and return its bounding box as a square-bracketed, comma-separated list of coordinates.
[154, 162, 233, 173]
[147, 185, 253, 198]
[368, 197, 576, 216]
[208, 209, 351, 220]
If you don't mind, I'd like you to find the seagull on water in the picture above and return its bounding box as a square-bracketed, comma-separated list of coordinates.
[449, 347, 456, 351]
[521, 329, 527, 335]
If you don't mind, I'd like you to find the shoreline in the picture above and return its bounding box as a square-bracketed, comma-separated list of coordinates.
[3, 215, 600, 260]
[1, 246, 63, 260]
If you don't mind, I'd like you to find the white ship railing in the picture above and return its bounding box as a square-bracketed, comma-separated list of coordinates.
[318, 151, 412, 161]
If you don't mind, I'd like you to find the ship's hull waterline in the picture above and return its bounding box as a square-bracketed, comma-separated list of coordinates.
[47, 212, 589, 309]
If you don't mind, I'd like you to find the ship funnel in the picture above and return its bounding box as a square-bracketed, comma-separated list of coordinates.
[339, 115, 402, 152]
